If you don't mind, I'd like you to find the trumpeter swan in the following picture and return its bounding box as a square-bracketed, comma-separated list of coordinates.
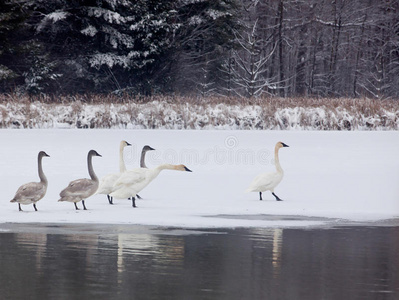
[58, 150, 102, 210]
[10, 151, 50, 211]
[246, 141, 289, 201]
[110, 164, 192, 207]
[136, 145, 155, 200]
[97, 140, 131, 204]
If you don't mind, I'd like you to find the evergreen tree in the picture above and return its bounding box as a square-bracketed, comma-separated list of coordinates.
[0, 0, 398, 97]
[29, 0, 179, 94]
[0, 0, 22, 84]
[0, 0, 47, 94]
[169, 0, 240, 95]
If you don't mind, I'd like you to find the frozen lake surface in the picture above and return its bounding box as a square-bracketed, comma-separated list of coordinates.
[0, 222, 398, 300]
[1, 129, 399, 227]
[2, 129, 398, 299]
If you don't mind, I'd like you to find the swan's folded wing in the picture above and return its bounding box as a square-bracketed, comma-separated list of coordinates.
[100, 173, 120, 185]
[60, 178, 96, 197]
[98, 172, 121, 194]
[113, 169, 147, 189]
[247, 172, 275, 192]
[15, 182, 46, 199]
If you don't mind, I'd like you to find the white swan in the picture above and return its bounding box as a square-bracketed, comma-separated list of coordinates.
[10, 151, 50, 211]
[97, 140, 131, 204]
[110, 164, 192, 207]
[246, 141, 289, 201]
[58, 150, 102, 210]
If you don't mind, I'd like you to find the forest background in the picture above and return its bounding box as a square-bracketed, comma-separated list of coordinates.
[1, 0, 398, 99]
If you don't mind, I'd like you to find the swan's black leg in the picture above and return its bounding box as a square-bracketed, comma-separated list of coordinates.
[272, 192, 283, 201]
[82, 200, 87, 210]
[259, 192, 263, 201]
[18, 203, 22, 211]
[136, 194, 142, 200]
[74, 202, 79, 210]
[107, 195, 113, 204]
[33, 204, 38, 211]
[130, 197, 136, 208]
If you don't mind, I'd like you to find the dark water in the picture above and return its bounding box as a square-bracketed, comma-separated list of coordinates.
[0, 223, 398, 300]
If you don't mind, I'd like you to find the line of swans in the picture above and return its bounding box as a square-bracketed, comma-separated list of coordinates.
[10, 141, 289, 212]
[96, 142, 155, 205]
[10, 141, 192, 211]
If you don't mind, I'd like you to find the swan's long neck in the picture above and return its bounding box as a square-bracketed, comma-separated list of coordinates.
[156, 164, 176, 172]
[148, 164, 175, 178]
[147, 164, 184, 181]
[38, 154, 47, 185]
[88, 153, 98, 181]
[274, 146, 283, 174]
[140, 149, 147, 168]
[119, 143, 127, 172]
[139, 164, 166, 182]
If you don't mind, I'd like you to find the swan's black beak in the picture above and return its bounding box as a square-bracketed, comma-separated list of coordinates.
[282, 143, 289, 147]
[126, 141, 132, 146]
[96, 152, 102, 157]
[44, 152, 50, 157]
[184, 167, 192, 172]
[149, 146, 155, 151]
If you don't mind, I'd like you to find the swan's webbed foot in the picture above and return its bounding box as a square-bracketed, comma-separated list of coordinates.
[18, 204, 22, 211]
[82, 200, 87, 210]
[136, 194, 142, 200]
[259, 192, 263, 201]
[74, 202, 79, 210]
[107, 195, 113, 205]
[272, 192, 283, 201]
[33, 204, 38, 211]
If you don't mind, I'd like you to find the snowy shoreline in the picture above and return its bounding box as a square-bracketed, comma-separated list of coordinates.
[1, 99, 398, 130]
[2, 217, 399, 234]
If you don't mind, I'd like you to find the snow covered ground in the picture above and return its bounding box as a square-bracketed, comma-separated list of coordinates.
[1, 129, 398, 228]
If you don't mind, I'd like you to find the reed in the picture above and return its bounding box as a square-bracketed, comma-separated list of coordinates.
[0, 94, 398, 130]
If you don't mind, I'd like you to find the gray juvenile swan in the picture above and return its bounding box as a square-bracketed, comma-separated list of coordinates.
[140, 145, 155, 168]
[58, 150, 102, 210]
[136, 145, 155, 200]
[10, 151, 50, 211]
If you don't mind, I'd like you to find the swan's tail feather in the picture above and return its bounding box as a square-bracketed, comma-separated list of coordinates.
[10, 198, 16, 203]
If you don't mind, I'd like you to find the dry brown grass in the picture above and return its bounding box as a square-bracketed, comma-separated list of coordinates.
[1, 93, 397, 109]
[0, 93, 398, 129]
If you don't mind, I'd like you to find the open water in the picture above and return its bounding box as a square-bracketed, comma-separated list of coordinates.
[0, 223, 398, 300]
